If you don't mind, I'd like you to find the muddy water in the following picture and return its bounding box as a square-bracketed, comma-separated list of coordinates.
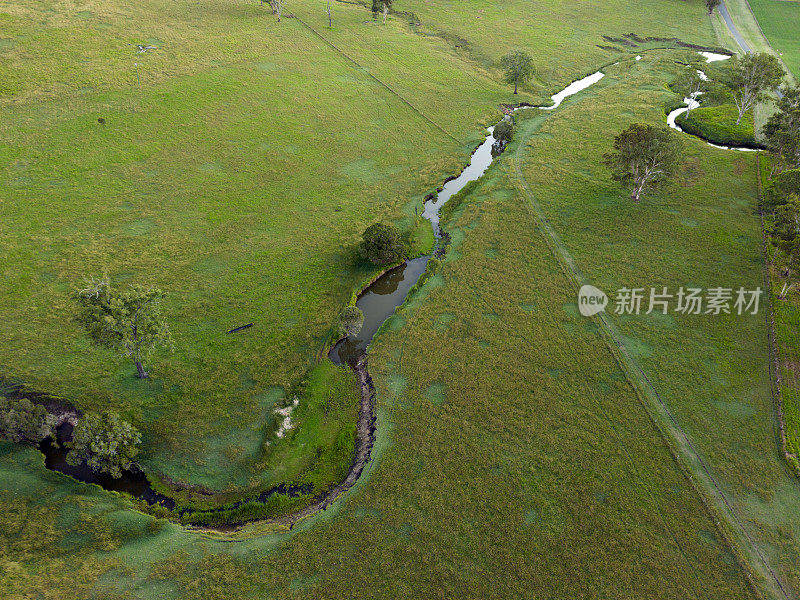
[330, 256, 429, 366]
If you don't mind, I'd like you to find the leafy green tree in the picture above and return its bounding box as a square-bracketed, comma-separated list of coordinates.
[728, 53, 783, 125]
[66, 411, 141, 478]
[603, 123, 682, 202]
[501, 51, 535, 95]
[0, 397, 56, 444]
[771, 198, 800, 272]
[764, 169, 800, 211]
[359, 223, 406, 265]
[77, 277, 172, 379]
[492, 119, 514, 154]
[339, 306, 364, 337]
[705, 0, 721, 14]
[773, 199, 800, 242]
[764, 86, 800, 173]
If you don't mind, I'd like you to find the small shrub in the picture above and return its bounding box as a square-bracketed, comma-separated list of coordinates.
[338, 306, 364, 337]
[494, 119, 514, 144]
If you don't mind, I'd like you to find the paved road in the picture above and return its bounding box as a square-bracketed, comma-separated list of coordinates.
[719, 1, 752, 54]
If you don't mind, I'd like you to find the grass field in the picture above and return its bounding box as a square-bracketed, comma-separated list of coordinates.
[2, 0, 798, 597]
[0, 0, 727, 496]
[511, 50, 800, 596]
[0, 0, 512, 496]
[748, 0, 800, 78]
[760, 156, 800, 477]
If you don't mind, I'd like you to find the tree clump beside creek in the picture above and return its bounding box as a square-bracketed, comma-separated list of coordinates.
[492, 118, 514, 153]
[359, 223, 406, 265]
[0, 397, 56, 444]
[66, 411, 141, 478]
[76, 277, 173, 379]
[500, 50, 535, 95]
[603, 123, 682, 202]
[764, 86, 800, 174]
[339, 306, 364, 338]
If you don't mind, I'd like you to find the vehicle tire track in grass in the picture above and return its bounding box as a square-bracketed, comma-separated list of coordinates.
[507, 86, 791, 599]
[429, 149, 705, 596]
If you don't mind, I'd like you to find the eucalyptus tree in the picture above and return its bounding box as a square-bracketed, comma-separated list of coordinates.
[729, 53, 783, 125]
[501, 50, 535, 94]
[764, 86, 800, 173]
[77, 277, 173, 379]
[603, 124, 683, 202]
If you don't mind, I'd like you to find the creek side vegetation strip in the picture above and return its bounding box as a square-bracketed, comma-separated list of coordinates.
[509, 115, 789, 599]
[756, 151, 797, 477]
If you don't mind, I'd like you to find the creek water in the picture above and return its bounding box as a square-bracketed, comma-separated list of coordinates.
[330, 256, 430, 366]
[40, 423, 175, 508]
[330, 70, 611, 367]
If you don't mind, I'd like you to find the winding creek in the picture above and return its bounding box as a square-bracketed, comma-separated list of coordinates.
[32, 52, 744, 529]
[666, 51, 758, 152]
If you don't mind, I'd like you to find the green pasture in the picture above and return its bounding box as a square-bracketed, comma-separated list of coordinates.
[0, 0, 727, 496]
[512, 50, 800, 595]
[748, 0, 800, 78]
[0, 0, 511, 494]
[677, 104, 758, 146]
[2, 0, 797, 597]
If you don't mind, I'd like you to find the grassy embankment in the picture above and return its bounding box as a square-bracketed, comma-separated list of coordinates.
[677, 104, 758, 146]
